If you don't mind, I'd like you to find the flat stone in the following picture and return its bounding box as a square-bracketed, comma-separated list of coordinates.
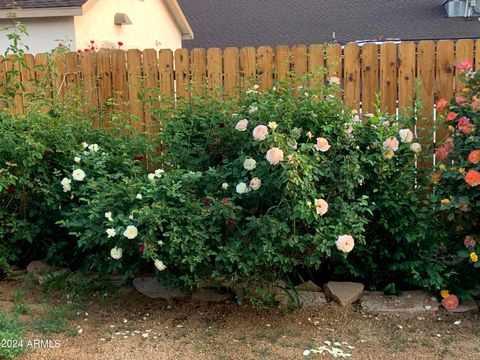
[361, 290, 440, 314]
[26, 260, 69, 285]
[277, 290, 327, 308]
[295, 280, 322, 292]
[448, 298, 478, 313]
[132, 276, 187, 300]
[323, 281, 364, 306]
[191, 288, 233, 303]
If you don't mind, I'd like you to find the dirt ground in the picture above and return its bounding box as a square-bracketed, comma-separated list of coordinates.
[1, 277, 479, 360]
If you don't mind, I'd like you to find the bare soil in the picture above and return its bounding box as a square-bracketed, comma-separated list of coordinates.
[1, 278, 479, 360]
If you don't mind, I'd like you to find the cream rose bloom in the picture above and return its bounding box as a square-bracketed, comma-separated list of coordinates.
[147, 173, 156, 181]
[335, 235, 355, 253]
[110, 247, 123, 260]
[74, 157, 81, 163]
[410, 142, 422, 154]
[154, 259, 167, 271]
[268, 121, 278, 131]
[236, 182, 249, 194]
[243, 158, 257, 171]
[250, 177, 262, 191]
[106, 228, 116, 238]
[88, 144, 99, 152]
[252, 125, 269, 141]
[384, 150, 395, 159]
[123, 225, 138, 239]
[266, 147, 284, 165]
[72, 169, 86, 181]
[235, 119, 249, 131]
[136, 193, 143, 200]
[222, 183, 229, 190]
[329, 76, 340, 85]
[61, 177, 71, 192]
[314, 199, 328, 216]
[105, 212, 113, 221]
[399, 129, 414, 143]
[314, 137, 331, 152]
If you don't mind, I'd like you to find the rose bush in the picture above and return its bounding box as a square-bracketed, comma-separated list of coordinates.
[430, 60, 480, 300]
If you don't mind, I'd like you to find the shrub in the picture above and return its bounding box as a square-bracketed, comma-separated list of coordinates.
[430, 60, 480, 299]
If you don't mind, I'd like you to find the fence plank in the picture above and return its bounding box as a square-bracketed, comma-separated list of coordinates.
[96, 49, 112, 125]
[398, 42, 416, 117]
[455, 39, 474, 94]
[436, 40, 455, 143]
[308, 44, 324, 91]
[361, 43, 379, 115]
[475, 40, 480, 71]
[142, 49, 159, 135]
[51, 52, 66, 101]
[207, 48, 222, 94]
[20, 54, 35, 109]
[325, 44, 342, 97]
[175, 48, 190, 99]
[257, 46, 273, 91]
[111, 49, 128, 113]
[224, 47, 239, 96]
[65, 52, 80, 97]
[379, 43, 397, 114]
[191, 48, 206, 97]
[5, 55, 23, 114]
[126, 49, 144, 132]
[343, 43, 360, 111]
[292, 44, 308, 88]
[240, 47, 256, 89]
[79, 51, 98, 119]
[275, 45, 290, 81]
[158, 49, 174, 98]
[417, 41, 435, 168]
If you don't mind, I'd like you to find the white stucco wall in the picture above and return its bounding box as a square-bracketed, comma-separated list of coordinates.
[0, 17, 76, 54]
[74, 0, 183, 51]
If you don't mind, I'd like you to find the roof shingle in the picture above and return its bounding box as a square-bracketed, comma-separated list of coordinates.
[178, 0, 480, 48]
[0, 0, 87, 10]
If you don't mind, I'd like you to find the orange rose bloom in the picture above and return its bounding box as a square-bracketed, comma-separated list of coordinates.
[441, 294, 459, 310]
[465, 170, 480, 187]
[431, 172, 442, 183]
[436, 98, 448, 112]
[468, 150, 480, 164]
[446, 112, 457, 121]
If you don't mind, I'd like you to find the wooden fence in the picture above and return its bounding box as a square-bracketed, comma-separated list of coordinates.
[1, 38, 479, 164]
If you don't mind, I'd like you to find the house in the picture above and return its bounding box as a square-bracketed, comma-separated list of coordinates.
[0, 0, 193, 54]
[178, 0, 480, 49]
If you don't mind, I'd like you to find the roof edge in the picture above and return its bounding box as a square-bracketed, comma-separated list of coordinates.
[163, 0, 194, 40]
[0, 7, 83, 19]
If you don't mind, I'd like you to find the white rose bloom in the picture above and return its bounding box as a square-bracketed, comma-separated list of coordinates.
[74, 157, 81, 163]
[110, 247, 123, 260]
[136, 193, 143, 200]
[221, 183, 229, 190]
[105, 212, 113, 221]
[335, 235, 355, 253]
[129, 214, 134, 220]
[158, 240, 164, 246]
[123, 225, 138, 239]
[106, 228, 116, 238]
[248, 105, 258, 114]
[72, 169, 86, 181]
[81, 142, 89, 149]
[62, 184, 71, 192]
[147, 173, 156, 181]
[399, 128, 414, 143]
[236, 182, 249, 194]
[249, 177, 262, 191]
[410, 142, 422, 154]
[88, 144, 99, 152]
[154, 259, 167, 271]
[243, 158, 257, 171]
[61, 177, 71, 186]
[154, 169, 165, 176]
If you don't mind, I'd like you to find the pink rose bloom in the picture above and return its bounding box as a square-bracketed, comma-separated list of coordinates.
[436, 98, 448, 112]
[383, 137, 399, 152]
[266, 147, 284, 165]
[456, 96, 467, 105]
[399, 129, 414, 143]
[456, 59, 472, 72]
[464, 236, 476, 248]
[314, 137, 331, 152]
[457, 117, 474, 134]
[235, 119, 248, 132]
[252, 125, 269, 141]
[335, 235, 355, 253]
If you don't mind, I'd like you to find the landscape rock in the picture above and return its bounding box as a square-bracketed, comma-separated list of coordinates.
[26, 260, 69, 285]
[323, 282, 364, 306]
[361, 290, 440, 314]
[132, 276, 187, 300]
[447, 298, 479, 313]
[295, 280, 322, 292]
[191, 288, 233, 303]
[277, 290, 327, 308]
